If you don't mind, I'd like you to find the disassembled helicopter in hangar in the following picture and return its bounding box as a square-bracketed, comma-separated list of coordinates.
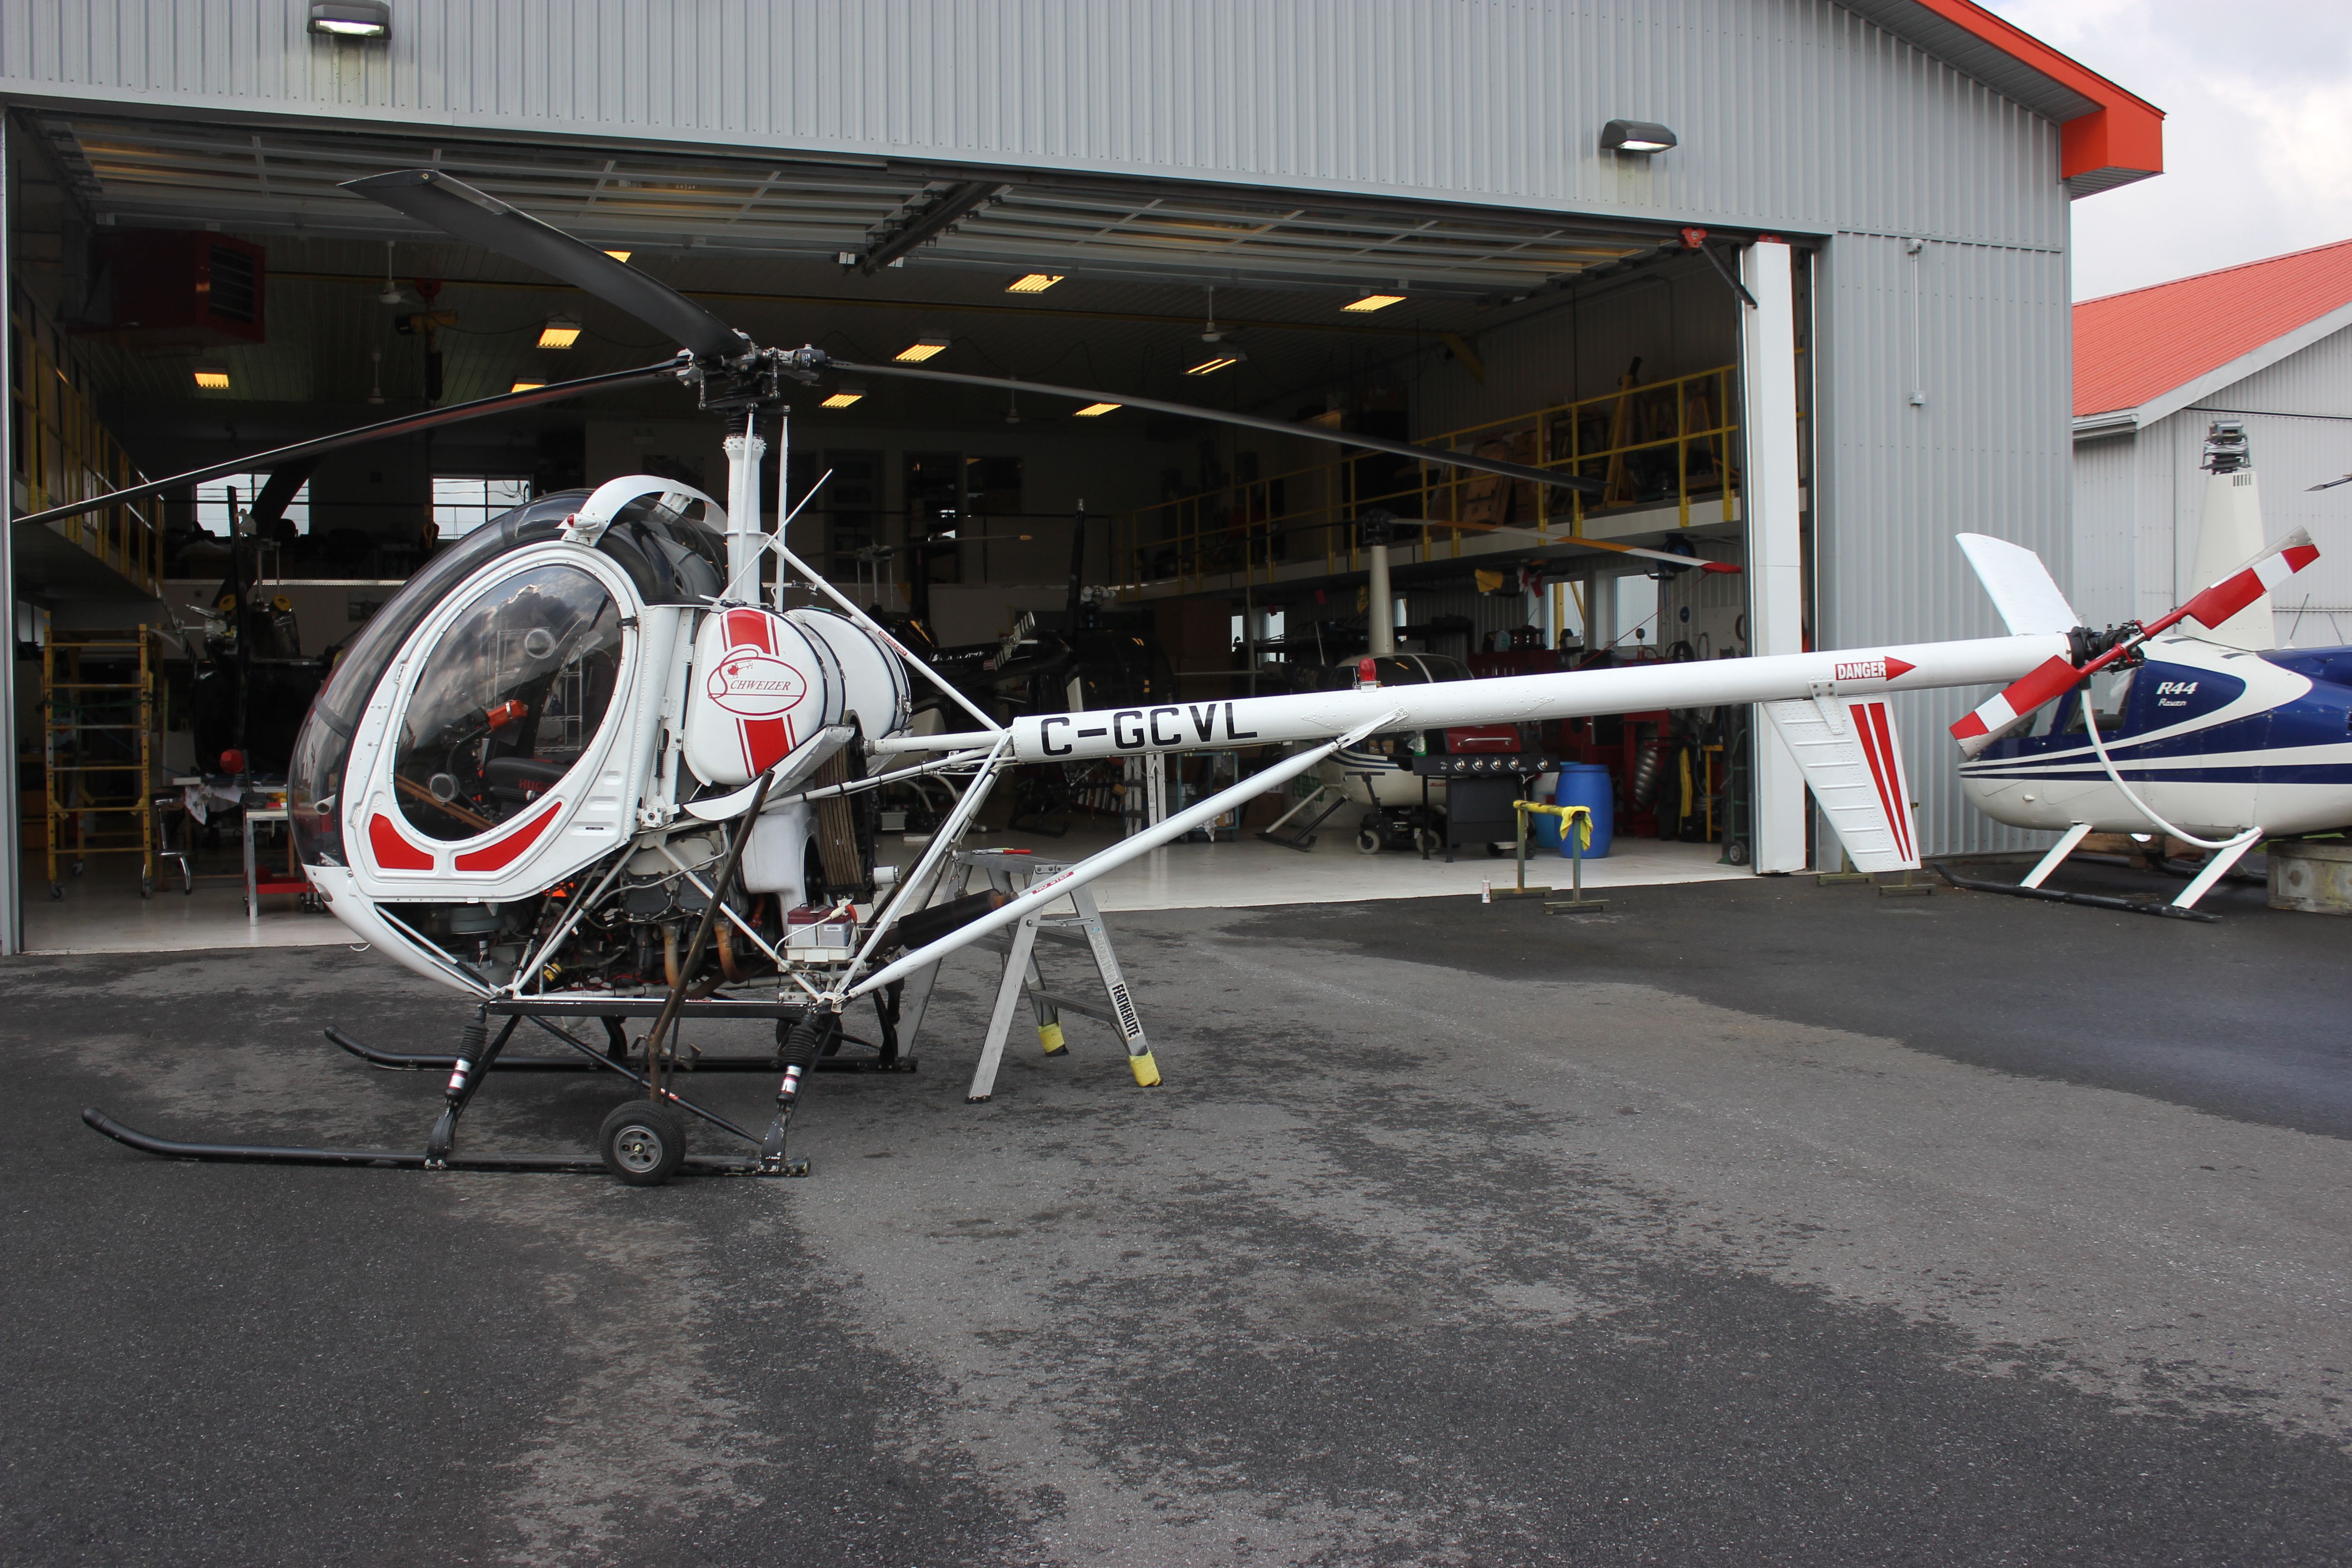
[18, 171, 2322, 1184]
[1943, 418, 2345, 917]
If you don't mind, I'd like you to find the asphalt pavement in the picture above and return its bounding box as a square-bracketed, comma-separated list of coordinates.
[5, 859, 2350, 1565]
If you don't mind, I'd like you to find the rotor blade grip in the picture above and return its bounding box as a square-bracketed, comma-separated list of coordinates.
[343, 169, 746, 363]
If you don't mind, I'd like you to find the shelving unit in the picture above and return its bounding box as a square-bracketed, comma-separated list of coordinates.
[42, 628, 159, 899]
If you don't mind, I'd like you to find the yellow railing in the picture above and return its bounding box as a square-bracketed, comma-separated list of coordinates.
[1115, 362, 1739, 592]
[11, 308, 162, 595]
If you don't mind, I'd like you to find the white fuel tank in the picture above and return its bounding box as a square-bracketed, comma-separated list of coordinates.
[682, 607, 846, 786]
[788, 607, 911, 742]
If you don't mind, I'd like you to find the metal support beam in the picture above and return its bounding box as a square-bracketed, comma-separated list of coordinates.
[1741, 240, 1808, 875]
[857, 181, 1006, 274]
[1, 114, 20, 955]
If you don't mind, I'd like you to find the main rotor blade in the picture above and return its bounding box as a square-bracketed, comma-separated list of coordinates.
[1375, 518, 1740, 572]
[1949, 528, 2321, 755]
[12, 362, 679, 531]
[836, 360, 1607, 495]
[343, 170, 749, 364]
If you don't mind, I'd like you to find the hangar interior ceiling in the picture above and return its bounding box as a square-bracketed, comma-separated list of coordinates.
[13, 109, 1743, 636]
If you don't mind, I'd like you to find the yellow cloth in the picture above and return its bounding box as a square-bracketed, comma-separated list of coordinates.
[1514, 799, 1592, 851]
[1474, 568, 1508, 594]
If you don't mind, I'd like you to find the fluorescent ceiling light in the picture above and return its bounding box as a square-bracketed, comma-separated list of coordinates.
[894, 337, 950, 363]
[192, 367, 230, 390]
[1074, 402, 1121, 417]
[1185, 355, 1242, 376]
[1006, 274, 1064, 294]
[1600, 118, 1677, 154]
[603, 250, 632, 264]
[510, 380, 547, 393]
[537, 317, 581, 349]
[308, 1, 389, 38]
[1344, 293, 1406, 314]
[822, 391, 864, 409]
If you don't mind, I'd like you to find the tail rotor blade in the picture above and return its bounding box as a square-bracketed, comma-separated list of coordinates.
[343, 170, 749, 363]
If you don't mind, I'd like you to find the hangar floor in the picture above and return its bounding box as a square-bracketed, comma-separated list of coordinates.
[16, 827, 1740, 954]
[8, 865, 2351, 1563]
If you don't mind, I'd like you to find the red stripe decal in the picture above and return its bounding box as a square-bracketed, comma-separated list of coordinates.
[724, 607, 775, 655]
[740, 716, 794, 774]
[368, 812, 436, 871]
[453, 797, 562, 872]
[1850, 703, 1903, 858]
[1867, 702, 1913, 861]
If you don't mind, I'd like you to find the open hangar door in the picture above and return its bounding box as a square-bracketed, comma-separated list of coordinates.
[9, 108, 1759, 936]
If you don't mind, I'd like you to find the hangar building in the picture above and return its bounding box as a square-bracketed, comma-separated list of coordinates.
[0, 0, 2160, 950]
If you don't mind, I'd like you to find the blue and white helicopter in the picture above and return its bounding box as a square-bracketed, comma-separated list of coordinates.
[1949, 419, 2343, 915]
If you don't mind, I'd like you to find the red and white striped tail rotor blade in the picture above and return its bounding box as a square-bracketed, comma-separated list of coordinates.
[2177, 527, 2319, 631]
[1948, 655, 2084, 758]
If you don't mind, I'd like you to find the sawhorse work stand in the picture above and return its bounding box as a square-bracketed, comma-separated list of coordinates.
[923, 848, 1161, 1102]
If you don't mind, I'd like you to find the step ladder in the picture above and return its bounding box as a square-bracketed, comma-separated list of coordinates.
[895, 848, 1159, 1102]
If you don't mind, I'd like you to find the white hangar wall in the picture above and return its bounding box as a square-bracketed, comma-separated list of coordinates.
[0, 0, 2087, 854]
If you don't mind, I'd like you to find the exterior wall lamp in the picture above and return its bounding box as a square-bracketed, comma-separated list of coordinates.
[1601, 119, 1677, 155]
[309, 2, 391, 39]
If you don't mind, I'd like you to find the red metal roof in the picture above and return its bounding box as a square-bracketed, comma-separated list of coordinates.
[2074, 240, 2352, 418]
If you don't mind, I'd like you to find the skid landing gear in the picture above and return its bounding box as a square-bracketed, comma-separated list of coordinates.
[81, 990, 913, 1184]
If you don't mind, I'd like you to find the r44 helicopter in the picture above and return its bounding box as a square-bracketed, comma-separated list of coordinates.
[1947, 418, 2340, 917]
[29, 173, 2321, 1184]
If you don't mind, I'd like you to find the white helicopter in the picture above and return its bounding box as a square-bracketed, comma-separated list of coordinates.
[32, 172, 2319, 1183]
[1945, 419, 2334, 916]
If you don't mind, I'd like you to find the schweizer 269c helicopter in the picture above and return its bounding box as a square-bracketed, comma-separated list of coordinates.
[25, 172, 2321, 1183]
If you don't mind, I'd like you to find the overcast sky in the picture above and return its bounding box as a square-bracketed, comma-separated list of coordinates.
[1978, 0, 2352, 301]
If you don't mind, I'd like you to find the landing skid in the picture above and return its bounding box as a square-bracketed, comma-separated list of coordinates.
[80, 991, 915, 1183]
[80, 1109, 767, 1175]
[1930, 863, 2222, 922]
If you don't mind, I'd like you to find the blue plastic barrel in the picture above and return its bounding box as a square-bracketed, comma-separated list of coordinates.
[1553, 762, 1615, 860]
[1527, 771, 1563, 849]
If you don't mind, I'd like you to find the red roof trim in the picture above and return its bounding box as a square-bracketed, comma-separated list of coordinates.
[1904, 0, 2164, 185]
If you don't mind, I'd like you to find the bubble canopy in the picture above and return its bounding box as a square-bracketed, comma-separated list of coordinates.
[289, 488, 725, 868]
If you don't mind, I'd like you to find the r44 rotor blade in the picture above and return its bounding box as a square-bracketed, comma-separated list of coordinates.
[1950, 527, 2320, 757]
[2174, 527, 2318, 633]
[343, 170, 749, 364]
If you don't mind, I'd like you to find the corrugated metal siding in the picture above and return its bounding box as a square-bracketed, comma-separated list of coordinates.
[2068, 431, 2138, 630]
[3, 0, 2065, 250]
[1815, 230, 2072, 855]
[2069, 323, 2352, 656]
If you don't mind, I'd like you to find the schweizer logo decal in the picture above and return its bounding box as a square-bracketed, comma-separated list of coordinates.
[706, 654, 807, 718]
[1833, 656, 1916, 683]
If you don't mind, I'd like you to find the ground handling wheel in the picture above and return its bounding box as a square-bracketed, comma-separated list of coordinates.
[1355, 826, 1385, 854]
[599, 1099, 688, 1186]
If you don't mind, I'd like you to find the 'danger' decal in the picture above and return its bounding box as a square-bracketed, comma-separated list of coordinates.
[706, 653, 807, 718]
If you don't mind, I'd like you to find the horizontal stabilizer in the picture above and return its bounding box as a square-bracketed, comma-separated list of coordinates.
[1957, 534, 2079, 637]
[1764, 694, 1920, 872]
